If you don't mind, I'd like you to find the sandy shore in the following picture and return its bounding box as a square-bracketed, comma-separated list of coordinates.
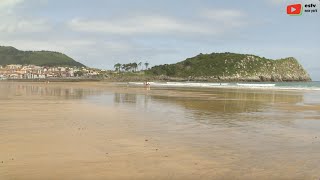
[0, 98, 229, 179]
[0, 82, 319, 179]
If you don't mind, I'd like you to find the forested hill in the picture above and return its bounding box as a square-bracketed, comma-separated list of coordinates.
[0, 46, 85, 67]
[146, 52, 311, 82]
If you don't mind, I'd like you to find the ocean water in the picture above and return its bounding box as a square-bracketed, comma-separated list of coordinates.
[127, 81, 320, 91]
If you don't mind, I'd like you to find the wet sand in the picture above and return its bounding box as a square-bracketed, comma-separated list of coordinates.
[0, 82, 319, 180]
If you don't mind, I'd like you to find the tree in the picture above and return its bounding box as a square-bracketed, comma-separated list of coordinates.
[74, 71, 84, 77]
[144, 62, 149, 70]
[121, 64, 126, 72]
[114, 63, 122, 72]
[122, 63, 132, 72]
[138, 62, 142, 71]
[132, 62, 138, 72]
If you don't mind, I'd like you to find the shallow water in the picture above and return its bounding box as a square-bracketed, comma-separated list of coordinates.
[127, 81, 320, 90]
[0, 82, 320, 179]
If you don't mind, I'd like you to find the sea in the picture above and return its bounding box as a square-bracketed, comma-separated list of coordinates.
[126, 81, 320, 91]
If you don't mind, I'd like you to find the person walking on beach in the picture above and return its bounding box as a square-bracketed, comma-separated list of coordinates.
[144, 81, 151, 90]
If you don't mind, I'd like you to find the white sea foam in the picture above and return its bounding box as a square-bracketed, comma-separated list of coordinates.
[126, 82, 320, 91]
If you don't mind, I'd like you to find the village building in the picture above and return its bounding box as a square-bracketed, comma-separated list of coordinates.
[0, 64, 99, 80]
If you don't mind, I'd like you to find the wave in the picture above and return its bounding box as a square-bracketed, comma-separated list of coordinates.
[125, 82, 320, 91]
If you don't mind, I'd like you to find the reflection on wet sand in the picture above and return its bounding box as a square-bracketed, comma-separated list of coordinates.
[109, 88, 320, 179]
[149, 89, 304, 113]
[1, 82, 320, 180]
[114, 93, 138, 104]
[111, 89, 307, 125]
[0, 83, 105, 100]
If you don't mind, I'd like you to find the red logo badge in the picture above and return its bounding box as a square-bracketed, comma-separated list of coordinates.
[287, 4, 302, 15]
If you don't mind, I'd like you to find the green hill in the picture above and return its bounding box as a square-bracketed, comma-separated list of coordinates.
[0, 46, 85, 67]
[146, 52, 311, 82]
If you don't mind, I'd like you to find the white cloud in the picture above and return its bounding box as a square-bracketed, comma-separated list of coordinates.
[201, 9, 245, 21]
[267, 0, 319, 5]
[68, 9, 248, 36]
[68, 15, 219, 35]
[201, 9, 247, 27]
[0, 39, 95, 52]
[0, 0, 24, 10]
[0, 0, 50, 33]
[0, 17, 51, 33]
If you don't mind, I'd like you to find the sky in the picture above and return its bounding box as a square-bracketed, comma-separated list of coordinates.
[0, 0, 319, 80]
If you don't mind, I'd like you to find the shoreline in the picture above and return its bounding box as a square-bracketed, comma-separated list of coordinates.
[1, 78, 102, 82]
[1, 80, 319, 92]
[1, 75, 313, 83]
[123, 81, 320, 92]
[101, 72, 312, 83]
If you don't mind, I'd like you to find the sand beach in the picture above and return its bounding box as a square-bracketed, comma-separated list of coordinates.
[0, 82, 319, 179]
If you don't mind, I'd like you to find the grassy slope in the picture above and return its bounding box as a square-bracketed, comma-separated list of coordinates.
[0, 46, 85, 67]
[146, 52, 310, 80]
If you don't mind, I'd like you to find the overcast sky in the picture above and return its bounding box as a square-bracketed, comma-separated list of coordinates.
[1, 0, 319, 80]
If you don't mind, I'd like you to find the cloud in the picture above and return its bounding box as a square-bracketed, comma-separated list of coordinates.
[0, 17, 51, 33]
[267, 0, 319, 5]
[68, 8, 248, 36]
[0, 0, 50, 33]
[200, 9, 247, 27]
[0, 0, 24, 10]
[68, 15, 221, 35]
[201, 9, 245, 21]
[0, 39, 95, 52]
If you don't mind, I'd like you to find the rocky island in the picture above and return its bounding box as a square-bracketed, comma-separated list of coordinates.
[146, 53, 311, 82]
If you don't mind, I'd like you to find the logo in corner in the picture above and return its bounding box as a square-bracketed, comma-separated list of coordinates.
[287, 4, 303, 15]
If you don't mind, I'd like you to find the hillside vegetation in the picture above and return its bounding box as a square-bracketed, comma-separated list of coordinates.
[146, 52, 311, 82]
[0, 46, 85, 67]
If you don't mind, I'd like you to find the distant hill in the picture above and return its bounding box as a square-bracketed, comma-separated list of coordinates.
[146, 52, 311, 82]
[0, 46, 85, 67]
